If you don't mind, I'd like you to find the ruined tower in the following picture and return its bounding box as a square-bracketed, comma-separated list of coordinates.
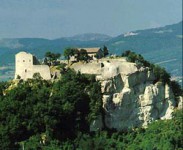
[15, 51, 51, 80]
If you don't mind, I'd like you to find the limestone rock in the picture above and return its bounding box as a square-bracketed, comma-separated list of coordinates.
[72, 59, 177, 131]
[178, 96, 183, 109]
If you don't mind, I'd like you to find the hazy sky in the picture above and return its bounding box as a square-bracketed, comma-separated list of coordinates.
[0, 0, 182, 39]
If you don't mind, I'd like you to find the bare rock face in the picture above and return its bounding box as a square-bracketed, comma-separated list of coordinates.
[72, 59, 176, 131]
[178, 96, 183, 109]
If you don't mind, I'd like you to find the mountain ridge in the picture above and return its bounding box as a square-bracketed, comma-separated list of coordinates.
[0, 21, 182, 82]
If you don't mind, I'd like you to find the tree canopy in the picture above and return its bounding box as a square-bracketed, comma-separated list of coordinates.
[0, 70, 102, 149]
[122, 50, 171, 83]
[63, 48, 78, 63]
[103, 45, 109, 57]
[45, 51, 61, 62]
[78, 49, 89, 62]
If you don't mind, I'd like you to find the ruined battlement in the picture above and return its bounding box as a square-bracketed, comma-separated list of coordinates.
[14, 51, 51, 80]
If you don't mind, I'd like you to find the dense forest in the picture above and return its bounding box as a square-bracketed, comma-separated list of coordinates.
[0, 69, 103, 149]
[0, 52, 182, 149]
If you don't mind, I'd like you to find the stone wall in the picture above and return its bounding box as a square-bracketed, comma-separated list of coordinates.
[15, 51, 51, 80]
[32, 65, 51, 80]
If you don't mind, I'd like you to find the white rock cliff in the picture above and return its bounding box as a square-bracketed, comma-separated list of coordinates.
[72, 58, 176, 131]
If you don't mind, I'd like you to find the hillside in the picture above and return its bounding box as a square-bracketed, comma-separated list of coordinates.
[0, 21, 182, 82]
[106, 21, 182, 82]
[65, 33, 112, 41]
[107, 21, 182, 54]
[0, 59, 182, 149]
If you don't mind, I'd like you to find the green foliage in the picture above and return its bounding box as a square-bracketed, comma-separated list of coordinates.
[56, 63, 66, 70]
[16, 74, 21, 79]
[0, 79, 53, 148]
[87, 81, 103, 122]
[103, 45, 109, 57]
[23, 134, 61, 149]
[170, 80, 183, 97]
[45, 51, 61, 62]
[122, 50, 150, 67]
[75, 110, 183, 150]
[78, 49, 89, 62]
[121, 51, 181, 91]
[33, 72, 43, 80]
[0, 70, 102, 149]
[122, 50, 170, 83]
[0, 81, 9, 96]
[23, 135, 41, 149]
[0, 54, 182, 149]
[63, 48, 78, 63]
[152, 65, 171, 84]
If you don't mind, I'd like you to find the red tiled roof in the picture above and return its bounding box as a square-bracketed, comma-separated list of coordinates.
[78, 47, 101, 53]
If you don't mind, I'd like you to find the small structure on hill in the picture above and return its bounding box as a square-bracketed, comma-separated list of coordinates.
[78, 47, 103, 59]
[69, 47, 104, 62]
[14, 52, 51, 80]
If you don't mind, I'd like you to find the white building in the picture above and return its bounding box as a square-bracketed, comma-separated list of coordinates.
[14, 51, 51, 80]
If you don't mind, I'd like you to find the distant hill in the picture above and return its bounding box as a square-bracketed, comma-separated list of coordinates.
[65, 33, 112, 41]
[106, 21, 182, 54]
[0, 21, 182, 82]
[0, 33, 111, 65]
[105, 21, 182, 83]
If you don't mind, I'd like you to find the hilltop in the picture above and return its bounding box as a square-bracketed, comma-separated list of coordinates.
[0, 21, 182, 82]
[0, 51, 182, 149]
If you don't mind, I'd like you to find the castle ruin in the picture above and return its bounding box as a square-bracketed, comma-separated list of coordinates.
[14, 51, 51, 80]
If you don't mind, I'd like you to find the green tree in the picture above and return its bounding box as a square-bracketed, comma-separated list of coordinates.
[0, 81, 8, 96]
[171, 80, 183, 96]
[87, 81, 103, 123]
[45, 51, 61, 65]
[33, 72, 43, 80]
[122, 50, 171, 84]
[0, 79, 52, 149]
[64, 48, 78, 64]
[103, 45, 109, 57]
[78, 49, 89, 62]
[153, 65, 170, 83]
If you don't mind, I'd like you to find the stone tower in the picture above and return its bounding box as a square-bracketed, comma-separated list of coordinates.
[15, 51, 51, 80]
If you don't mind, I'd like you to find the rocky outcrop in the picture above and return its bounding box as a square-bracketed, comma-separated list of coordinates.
[72, 58, 177, 131]
[178, 96, 183, 109]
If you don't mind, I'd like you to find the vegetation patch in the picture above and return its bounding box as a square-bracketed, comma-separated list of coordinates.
[122, 50, 183, 102]
[0, 70, 102, 149]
